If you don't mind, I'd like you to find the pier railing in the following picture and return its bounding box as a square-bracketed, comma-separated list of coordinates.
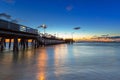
[0, 19, 65, 52]
[0, 19, 38, 35]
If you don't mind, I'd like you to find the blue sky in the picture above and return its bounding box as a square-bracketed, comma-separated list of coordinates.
[0, 0, 120, 38]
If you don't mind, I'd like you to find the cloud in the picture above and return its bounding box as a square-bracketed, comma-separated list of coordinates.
[109, 36, 120, 39]
[66, 5, 73, 11]
[0, 13, 11, 19]
[2, 0, 15, 4]
[92, 36, 120, 39]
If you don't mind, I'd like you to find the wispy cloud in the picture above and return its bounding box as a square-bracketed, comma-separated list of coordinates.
[66, 5, 73, 11]
[11, 18, 27, 23]
[0, 13, 11, 19]
[2, 0, 15, 4]
[92, 35, 120, 39]
[109, 36, 120, 39]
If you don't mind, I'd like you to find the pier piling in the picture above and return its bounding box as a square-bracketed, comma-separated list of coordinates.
[13, 37, 18, 52]
[9, 38, 11, 49]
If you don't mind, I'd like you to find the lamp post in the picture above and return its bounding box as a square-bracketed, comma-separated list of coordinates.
[40, 24, 47, 35]
[38, 24, 47, 46]
[37, 24, 47, 36]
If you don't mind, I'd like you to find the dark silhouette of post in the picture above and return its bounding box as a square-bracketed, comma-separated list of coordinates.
[13, 37, 18, 52]
[38, 24, 47, 45]
[9, 39, 11, 49]
[40, 24, 47, 34]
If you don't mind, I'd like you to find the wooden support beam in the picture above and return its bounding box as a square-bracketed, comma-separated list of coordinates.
[4, 38, 6, 48]
[25, 39, 28, 48]
[13, 37, 18, 52]
[9, 38, 11, 49]
[31, 39, 34, 48]
[23, 39, 26, 50]
[0, 37, 4, 51]
[35, 39, 37, 48]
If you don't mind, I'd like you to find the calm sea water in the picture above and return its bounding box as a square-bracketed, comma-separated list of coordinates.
[0, 42, 120, 80]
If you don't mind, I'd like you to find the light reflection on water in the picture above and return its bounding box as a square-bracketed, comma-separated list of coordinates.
[0, 43, 120, 80]
[36, 47, 48, 80]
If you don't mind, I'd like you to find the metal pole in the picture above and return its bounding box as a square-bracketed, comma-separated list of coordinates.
[44, 28, 45, 35]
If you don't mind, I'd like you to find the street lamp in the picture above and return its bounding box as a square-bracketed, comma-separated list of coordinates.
[37, 24, 47, 46]
[40, 24, 47, 35]
[37, 24, 47, 36]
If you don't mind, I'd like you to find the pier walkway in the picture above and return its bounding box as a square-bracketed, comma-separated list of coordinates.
[0, 19, 65, 52]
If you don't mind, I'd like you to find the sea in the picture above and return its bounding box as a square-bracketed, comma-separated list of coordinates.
[0, 42, 120, 80]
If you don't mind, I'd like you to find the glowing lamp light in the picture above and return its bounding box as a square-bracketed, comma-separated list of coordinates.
[41, 24, 47, 29]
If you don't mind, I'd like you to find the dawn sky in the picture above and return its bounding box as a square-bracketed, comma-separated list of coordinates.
[0, 0, 120, 38]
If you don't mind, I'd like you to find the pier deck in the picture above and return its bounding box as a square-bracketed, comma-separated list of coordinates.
[0, 19, 65, 52]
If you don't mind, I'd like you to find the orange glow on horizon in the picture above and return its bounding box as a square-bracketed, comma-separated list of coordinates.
[2, 34, 120, 43]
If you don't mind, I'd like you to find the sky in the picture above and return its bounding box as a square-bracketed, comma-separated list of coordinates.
[0, 0, 120, 39]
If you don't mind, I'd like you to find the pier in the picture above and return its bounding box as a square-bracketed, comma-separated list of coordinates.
[0, 19, 65, 52]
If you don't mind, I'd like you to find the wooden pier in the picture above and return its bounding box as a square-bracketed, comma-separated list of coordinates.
[0, 19, 65, 52]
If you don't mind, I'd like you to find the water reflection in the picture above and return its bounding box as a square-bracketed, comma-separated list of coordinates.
[0, 43, 120, 80]
[36, 47, 48, 80]
[54, 44, 68, 78]
[0, 50, 37, 80]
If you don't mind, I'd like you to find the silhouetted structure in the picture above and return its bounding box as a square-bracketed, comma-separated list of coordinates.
[65, 38, 74, 43]
[0, 19, 65, 52]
